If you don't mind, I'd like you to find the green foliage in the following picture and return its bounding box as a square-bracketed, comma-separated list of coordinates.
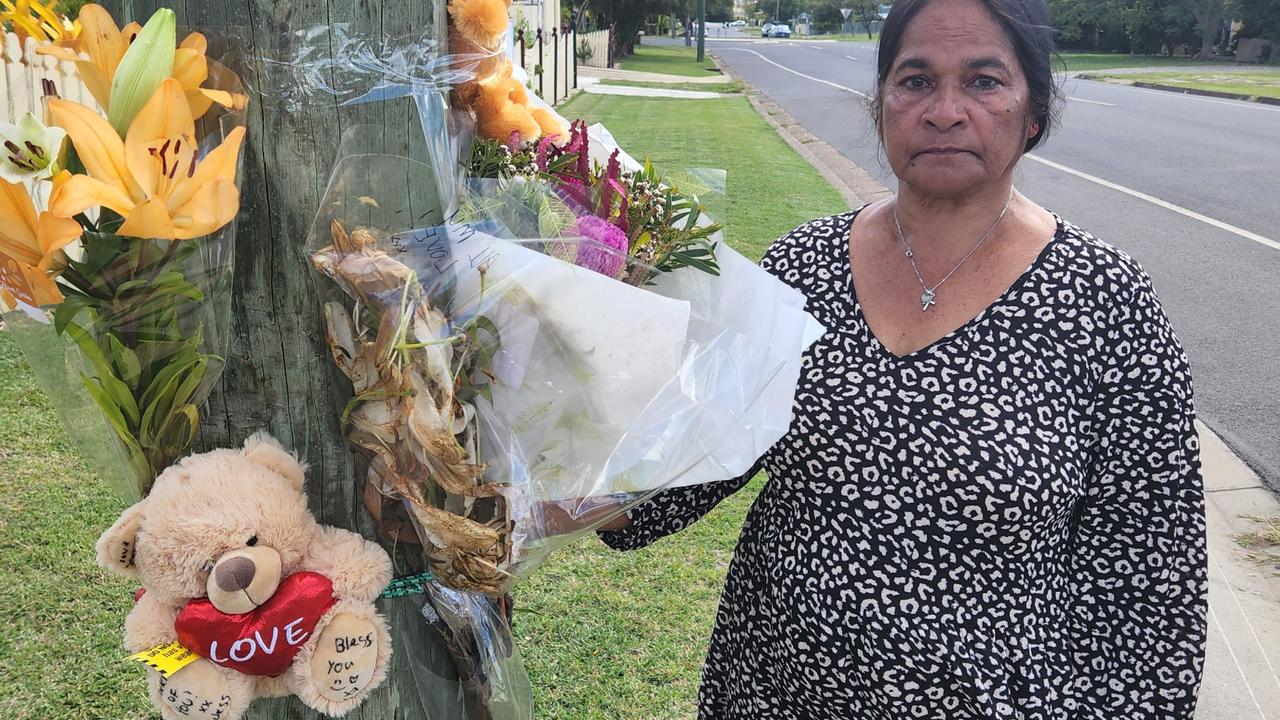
[54, 231, 224, 498]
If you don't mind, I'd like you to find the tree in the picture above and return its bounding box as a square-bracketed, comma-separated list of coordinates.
[1186, 0, 1225, 58]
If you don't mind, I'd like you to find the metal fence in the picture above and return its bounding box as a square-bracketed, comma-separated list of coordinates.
[513, 24, 584, 106]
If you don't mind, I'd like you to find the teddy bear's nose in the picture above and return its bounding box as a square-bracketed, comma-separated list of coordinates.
[214, 556, 257, 592]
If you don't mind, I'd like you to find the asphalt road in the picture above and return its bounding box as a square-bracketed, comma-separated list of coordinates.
[694, 35, 1280, 486]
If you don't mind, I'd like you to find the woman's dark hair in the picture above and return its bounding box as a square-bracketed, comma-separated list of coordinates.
[871, 0, 1063, 153]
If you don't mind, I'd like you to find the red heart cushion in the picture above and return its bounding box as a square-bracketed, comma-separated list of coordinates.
[175, 571, 337, 677]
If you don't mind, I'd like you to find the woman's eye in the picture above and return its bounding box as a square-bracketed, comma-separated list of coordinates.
[902, 76, 930, 90]
[971, 76, 1003, 90]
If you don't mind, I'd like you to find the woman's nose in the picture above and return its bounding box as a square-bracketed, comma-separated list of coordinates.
[923, 84, 968, 131]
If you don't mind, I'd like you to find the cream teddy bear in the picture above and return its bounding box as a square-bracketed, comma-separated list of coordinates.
[97, 432, 394, 719]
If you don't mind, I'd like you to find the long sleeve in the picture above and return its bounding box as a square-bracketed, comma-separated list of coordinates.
[597, 455, 766, 551]
[1066, 275, 1208, 719]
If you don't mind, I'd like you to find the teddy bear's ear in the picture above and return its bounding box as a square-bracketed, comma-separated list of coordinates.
[243, 430, 308, 491]
[96, 500, 146, 578]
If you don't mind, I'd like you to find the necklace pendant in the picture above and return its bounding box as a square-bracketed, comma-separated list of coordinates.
[921, 288, 936, 311]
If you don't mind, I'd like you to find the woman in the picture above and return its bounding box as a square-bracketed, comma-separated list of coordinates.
[594, 0, 1209, 717]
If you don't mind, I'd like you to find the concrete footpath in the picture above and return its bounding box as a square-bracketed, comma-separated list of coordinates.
[714, 51, 1280, 718]
[1198, 422, 1280, 719]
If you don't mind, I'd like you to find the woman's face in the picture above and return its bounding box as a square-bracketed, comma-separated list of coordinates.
[880, 0, 1035, 200]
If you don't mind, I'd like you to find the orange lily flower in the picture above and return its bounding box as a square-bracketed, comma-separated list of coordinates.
[35, 4, 138, 113]
[0, 177, 82, 271]
[0, 178, 82, 306]
[37, 4, 235, 120]
[48, 78, 245, 241]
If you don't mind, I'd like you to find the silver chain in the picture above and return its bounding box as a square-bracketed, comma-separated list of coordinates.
[892, 190, 1014, 311]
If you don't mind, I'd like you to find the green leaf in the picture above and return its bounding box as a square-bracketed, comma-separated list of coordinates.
[138, 347, 199, 419]
[53, 295, 92, 335]
[63, 322, 141, 428]
[108, 335, 143, 390]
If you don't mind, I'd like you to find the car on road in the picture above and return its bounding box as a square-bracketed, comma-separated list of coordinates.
[766, 23, 793, 38]
[729, 19, 747, 27]
[761, 21, 775, 36]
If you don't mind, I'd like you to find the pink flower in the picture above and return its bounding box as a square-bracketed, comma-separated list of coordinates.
[572, 215, 628, 279]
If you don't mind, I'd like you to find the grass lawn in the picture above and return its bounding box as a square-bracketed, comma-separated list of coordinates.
[1057, 52, 1203, 71]
[1090, 69, 1280, 99]
[0, 94, 844, 718]
[618, 44, 722, 78]
[596, 79, 745, 94]
[796, 32, 879, 43]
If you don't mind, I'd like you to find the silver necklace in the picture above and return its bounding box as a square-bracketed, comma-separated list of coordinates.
[892, 191, 1014, 311]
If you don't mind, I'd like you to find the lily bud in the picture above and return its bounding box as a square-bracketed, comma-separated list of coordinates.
[107, 8, 176, 136]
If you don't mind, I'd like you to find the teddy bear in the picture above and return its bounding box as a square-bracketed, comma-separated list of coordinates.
[448, 0, 569, 144]
[96, 432, 395, 720]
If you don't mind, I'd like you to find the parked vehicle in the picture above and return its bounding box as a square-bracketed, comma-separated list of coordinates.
[761, 21, 775, 36]
[768, 23, 792, 38]
[729, 19, 747, 28]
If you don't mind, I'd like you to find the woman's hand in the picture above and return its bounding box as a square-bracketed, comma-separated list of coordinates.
[534, 499, 632, 538]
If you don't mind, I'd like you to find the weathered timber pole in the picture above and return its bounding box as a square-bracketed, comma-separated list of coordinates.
[105, 1, 476, 718]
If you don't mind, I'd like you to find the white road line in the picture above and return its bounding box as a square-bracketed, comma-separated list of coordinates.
[1026, 154, 1280, 252]
[722, 49, 1277, 252]
[1066, 96, 1114, 106]
[1076, 78, 1280, 114]
[723, 48, 868, 97]
[1210, 548, 1280, 698]
[845, 55, 858, 62]
[1208, 602, 1270, 720]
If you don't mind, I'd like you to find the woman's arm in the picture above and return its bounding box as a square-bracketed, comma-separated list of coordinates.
[1067, 275, 1208, 718]
[596, 456, 767, 551]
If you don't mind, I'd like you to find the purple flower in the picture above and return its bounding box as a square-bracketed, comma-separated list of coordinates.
[573, 215, 628, 279]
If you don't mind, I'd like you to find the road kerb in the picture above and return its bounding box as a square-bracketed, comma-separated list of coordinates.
[708, 51, 892, 209]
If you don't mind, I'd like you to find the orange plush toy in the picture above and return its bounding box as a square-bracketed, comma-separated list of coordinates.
[447, 0, 568, 144]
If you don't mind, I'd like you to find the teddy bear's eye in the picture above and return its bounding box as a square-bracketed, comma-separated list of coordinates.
[246, 535, 258, 547]
[200, 559, 215, 574]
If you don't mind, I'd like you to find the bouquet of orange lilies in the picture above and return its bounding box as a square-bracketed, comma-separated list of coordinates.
[0, 3, 248, 499]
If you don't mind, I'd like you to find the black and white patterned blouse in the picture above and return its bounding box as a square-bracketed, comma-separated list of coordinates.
[600, 208, 1208, 719]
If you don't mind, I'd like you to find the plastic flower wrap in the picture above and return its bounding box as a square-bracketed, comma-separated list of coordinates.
[307, 144, 822, 595]
[256, 16, 822, 718]
[0, 4, 249, 500]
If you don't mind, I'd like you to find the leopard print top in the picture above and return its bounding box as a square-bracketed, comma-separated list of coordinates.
[600, 208, 1208, 719]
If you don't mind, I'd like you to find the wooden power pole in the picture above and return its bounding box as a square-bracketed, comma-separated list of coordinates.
[102, 1, 479, 718]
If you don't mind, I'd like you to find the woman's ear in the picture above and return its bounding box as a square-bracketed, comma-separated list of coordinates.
[243, 430, 307, 492]
[96, 500, 147, 578]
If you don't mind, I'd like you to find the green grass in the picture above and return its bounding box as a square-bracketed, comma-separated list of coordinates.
[1089, 70, 1280, 99]
[0, 92, 844, 719]
[795, 32, 880, 43]
[597, 79, 745, 94]
[1058, 52, 1204, 71]
[0, 332, 151, 719]
[619, 44, 723, 78]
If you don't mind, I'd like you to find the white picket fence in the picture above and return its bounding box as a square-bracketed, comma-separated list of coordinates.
[1, 31, 100, 125]
[0, 32, 98, 212]
[578, 29, 610, 69]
